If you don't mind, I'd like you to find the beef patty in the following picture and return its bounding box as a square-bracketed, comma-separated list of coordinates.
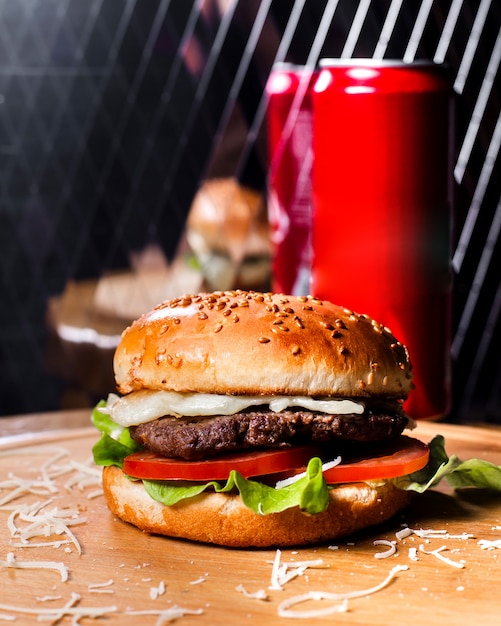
[129, 408, 408, 460]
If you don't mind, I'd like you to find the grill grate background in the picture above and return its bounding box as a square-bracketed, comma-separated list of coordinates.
[0, 0, 499, 421]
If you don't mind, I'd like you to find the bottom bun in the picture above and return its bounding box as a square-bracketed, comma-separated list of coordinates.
[102, 465, 411, 548]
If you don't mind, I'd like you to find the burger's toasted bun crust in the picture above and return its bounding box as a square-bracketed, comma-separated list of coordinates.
[103, 465, 410, 547]
[114, 291, 412, 399]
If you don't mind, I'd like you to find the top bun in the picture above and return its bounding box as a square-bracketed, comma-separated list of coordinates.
[114, 291, 413, 400]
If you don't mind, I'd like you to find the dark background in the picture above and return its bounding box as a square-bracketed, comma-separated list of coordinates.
[0, 0, 499, 422]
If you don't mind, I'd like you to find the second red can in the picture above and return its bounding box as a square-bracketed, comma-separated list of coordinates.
[311, 60, 452, 420]
[266, 63, 317, 295]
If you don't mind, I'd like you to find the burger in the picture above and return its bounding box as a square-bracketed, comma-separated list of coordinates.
[92, 290, 431, 547]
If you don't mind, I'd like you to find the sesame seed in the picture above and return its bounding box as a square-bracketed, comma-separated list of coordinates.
[382, 376, 388, 386]
[331, 330, 342, 338]
[167, 354, 182, 368]
[272, 319, 283, 325]
[198, 312, 208, 320]
[291, 345, 301, 355]
[259, 337, 270, 343]
[223, 309, 232, 317]
[321, 322, 334, 331]
[172, 317, 181, 325]
[232, 314, 239, 323]
[367, 372, 375, 385]
[294, 316, 304, 329]
[213, 324, 223, 333]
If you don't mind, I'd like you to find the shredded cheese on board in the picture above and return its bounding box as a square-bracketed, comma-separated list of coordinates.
[0, 594, 117, 623]
[276, 565, 409, 619]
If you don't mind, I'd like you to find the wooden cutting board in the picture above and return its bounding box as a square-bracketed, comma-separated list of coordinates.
[1, 417, 501, 625]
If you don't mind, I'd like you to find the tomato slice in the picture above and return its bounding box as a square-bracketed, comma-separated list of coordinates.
[322, 436, 429, 483]
[122, 436, 429, 483]
[122, 444, 322, 481]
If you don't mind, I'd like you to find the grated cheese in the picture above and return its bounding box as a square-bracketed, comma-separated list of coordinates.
[88, 580, 115, 594]
[6, 498, 87, 554]
[125, 606, 204, 623]
[274, 457, 341, 489]
[478, 539, 501, 550]
[269, 550, 325, 591]
[373, 539, 397, 559]
[0, 551, 69, 581]
[399, 527, 474, 541]
[276, 565, 408, 619]
[419, 544, 465, 569]
[235, 584, 268, 601]
[0, 593, 117, 623]
[408, 547, 419, 561]
[149, 580, 166, 599]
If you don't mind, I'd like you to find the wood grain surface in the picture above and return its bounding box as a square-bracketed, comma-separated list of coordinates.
[1, 413, 501, 624]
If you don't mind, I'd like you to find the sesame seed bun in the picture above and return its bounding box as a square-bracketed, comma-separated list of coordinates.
[102, 464, 411, 548]
[114, 291, 413, 400]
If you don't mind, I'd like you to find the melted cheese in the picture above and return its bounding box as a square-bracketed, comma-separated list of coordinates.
[102, 391, 364, 427]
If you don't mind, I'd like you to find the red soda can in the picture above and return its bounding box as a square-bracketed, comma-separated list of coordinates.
[311, 60, 452, 420]
[266, 63, 317, 295]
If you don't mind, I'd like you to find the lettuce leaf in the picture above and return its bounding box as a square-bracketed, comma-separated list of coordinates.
[91, 402, 141, 468]
[392, 434, 501, 493]
[144, 457, 329, 515]
[91, 404, 501, 517]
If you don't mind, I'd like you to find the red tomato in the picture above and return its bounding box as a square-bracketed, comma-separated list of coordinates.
[322, 436, 430, 483]
[122, 444, 322, 481]
[122, 436, 429, 483]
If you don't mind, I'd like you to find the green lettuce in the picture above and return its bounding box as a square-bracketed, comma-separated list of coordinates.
[91, 401, 142, 468]
[91, 404, 501, 517]
[393, 434, 501, 493]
